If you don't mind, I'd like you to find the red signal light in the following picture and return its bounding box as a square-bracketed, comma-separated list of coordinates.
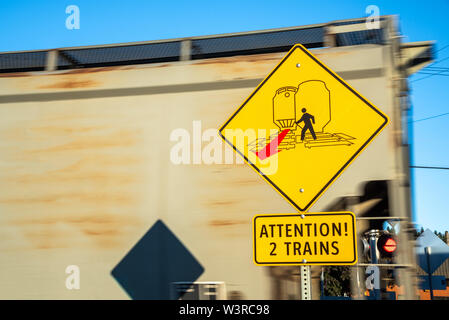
[377, 234, 397, 258]
[383, 238, 397, 253]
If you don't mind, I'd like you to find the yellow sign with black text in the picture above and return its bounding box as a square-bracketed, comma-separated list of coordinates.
[219, 44, 389, 212]
[253, 212, 357, 266]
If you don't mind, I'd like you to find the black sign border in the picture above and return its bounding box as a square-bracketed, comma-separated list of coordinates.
[253, 212, 357, 265]
[218, 44, 389, 212]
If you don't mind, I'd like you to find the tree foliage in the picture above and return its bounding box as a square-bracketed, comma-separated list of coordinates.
[412, 227, 448, 243]
[323, 266, 351, 297]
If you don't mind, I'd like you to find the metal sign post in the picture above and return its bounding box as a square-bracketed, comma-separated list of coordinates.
[300, 265, 312, 300]
[425, 247, 434, 300]
[366, 229, 380, 300]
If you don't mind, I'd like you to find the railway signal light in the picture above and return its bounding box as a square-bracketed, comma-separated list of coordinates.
[360, 237, 372, 262]
[377, 234, 397, 258]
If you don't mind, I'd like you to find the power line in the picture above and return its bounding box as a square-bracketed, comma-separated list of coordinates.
[410, 165, 449, 170]
[417, 70, 449, 74]
[410, 112, 449, 123]
[408, 47, 449, 173]
[424, 54, 449, 68]
[411, 51, 449, 82]
[434, 44, 449, 54]
[411, 65, 449, 82]
[421, 68, 449, 72]
[425, 66, 449, 70]
[416, 72, 449, 77]
[422, 44, 449, 68]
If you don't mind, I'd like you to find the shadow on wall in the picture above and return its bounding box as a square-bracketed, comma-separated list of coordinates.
[111, 219, 204, 300]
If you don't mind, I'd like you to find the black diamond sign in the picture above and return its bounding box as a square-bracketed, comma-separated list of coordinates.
[111, 220, 204, 299]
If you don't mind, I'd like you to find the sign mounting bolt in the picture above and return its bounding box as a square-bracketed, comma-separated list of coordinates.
[302, 259, 307, 263]
[300, 188, 304, 193]
[301, 214, 305, 219]
[296, 63, 301, 68]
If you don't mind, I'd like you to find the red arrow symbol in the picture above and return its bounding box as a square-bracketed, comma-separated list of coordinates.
[253, 129, 290, 160]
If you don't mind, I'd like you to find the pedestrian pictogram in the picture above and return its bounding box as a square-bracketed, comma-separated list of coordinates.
[219, 44, 389, 211]
[252, 212, 357, 266]
[297, 107, 317, 141]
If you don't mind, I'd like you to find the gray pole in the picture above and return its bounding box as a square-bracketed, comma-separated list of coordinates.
[385, 15, 419, 300]
[300, 265, 312, 300]
[320, 268, 324, 297]
[425, 247, 433, 300]
[368, 230, 380, 300]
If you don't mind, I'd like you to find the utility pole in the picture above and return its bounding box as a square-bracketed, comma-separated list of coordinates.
[385, 15, 419, 300]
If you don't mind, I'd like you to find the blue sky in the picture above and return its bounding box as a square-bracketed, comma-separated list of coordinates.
[1, 0, 448, 232]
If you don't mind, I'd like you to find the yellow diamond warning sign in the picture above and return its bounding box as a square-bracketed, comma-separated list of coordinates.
[253, 212, 357, 266]
[219, 44, 389, 211]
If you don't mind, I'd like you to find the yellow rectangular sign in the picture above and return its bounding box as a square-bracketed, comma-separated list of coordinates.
[253, 212, 357, 266]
